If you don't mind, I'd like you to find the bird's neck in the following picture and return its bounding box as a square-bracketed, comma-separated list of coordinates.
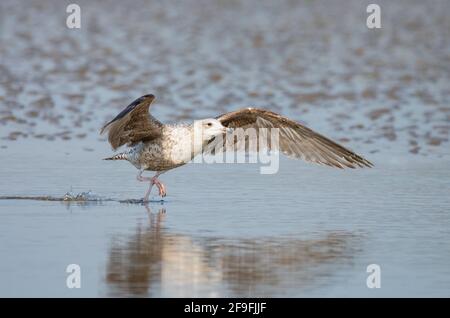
[189, 123, 210, 157]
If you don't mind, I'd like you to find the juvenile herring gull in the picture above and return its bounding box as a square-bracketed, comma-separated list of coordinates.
[101, 94, 372, 200]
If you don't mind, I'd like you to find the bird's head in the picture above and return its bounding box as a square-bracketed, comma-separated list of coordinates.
[197, 118, 232, 141]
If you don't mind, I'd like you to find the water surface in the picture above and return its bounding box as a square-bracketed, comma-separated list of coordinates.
[1, 0, 450, 297]
[0, 140, 449, 297]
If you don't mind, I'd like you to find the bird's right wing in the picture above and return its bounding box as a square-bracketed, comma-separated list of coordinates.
[100, 94, 163, 150]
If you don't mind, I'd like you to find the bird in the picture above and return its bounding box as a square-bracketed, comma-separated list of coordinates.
[100, 94, 372, 201]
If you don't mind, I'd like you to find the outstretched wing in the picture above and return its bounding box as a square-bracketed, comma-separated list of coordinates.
[100, 94, 163, 150]
[211, 108, 373, 169]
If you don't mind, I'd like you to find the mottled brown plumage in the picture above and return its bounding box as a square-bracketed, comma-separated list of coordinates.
[213, 108, 373, 169]
[100, 94, 163, 150]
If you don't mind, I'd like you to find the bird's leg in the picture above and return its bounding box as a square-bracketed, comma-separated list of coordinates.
[138, 170, 154, 201]
[138, 171, 166, 200]
[153, 178, 167, 197]
[150, 172, 166, 197]
[143, 182, 153, 202]
[137, 170, 151, 182]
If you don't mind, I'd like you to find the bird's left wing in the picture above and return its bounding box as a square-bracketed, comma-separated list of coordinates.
[100, 94, 163, 150]
[208, 108, 372, 169]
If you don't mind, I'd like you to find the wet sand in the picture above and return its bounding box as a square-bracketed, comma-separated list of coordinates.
[0, 0, 450, 297]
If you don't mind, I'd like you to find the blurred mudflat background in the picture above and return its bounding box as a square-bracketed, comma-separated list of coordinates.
[0, 0, 449, 297]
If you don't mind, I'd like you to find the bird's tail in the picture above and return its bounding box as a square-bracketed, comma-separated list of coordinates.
[103, 152, 128, 161]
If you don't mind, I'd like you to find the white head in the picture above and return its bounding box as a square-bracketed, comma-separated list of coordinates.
[195, 118, 231, 142]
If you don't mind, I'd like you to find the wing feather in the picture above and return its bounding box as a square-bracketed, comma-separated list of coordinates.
[212, 108, 373, 168]
[100, 94, 163, 150]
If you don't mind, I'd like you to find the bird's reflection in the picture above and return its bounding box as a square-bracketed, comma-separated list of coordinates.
[104, 205, 361, 297]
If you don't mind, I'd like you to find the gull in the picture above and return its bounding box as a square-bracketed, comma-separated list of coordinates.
[101, 94, 372, 201]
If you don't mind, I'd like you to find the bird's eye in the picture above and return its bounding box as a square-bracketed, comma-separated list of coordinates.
[207, 123, 212, 127]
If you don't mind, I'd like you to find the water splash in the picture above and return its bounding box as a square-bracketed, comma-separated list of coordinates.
[62, 190, 104, 202]
[0, 191, 166, 204]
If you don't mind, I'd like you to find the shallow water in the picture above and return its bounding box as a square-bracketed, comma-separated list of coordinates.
[1, 0, 450, 297]
[0, 140, 449, 297]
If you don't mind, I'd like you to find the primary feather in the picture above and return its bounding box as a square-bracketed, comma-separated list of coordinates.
[211, 108, 373, 169]
[100, 94, 163, 150]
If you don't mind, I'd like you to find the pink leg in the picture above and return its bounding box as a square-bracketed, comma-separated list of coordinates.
[136, 170, 152, 182]
[153, 178, 167, 197]
[137, 171, 166, 200]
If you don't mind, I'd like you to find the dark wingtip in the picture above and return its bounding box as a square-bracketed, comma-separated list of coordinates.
[141, 93, 155, 99]
[133, 94, 155, 106]
[99, 94, 156, 135]
[359, 156, 374, 168]
[360, 159, 374, 168]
